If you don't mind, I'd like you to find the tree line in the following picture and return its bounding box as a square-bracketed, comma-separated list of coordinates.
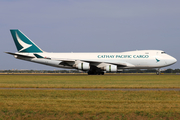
[0, 69, 179, 73]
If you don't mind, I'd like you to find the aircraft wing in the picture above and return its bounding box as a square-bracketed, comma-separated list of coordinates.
[82, 60, 127, 67]
[53, 58, 127, 67]
[32, 53, 127, 67]
[6, 52, 128, 68]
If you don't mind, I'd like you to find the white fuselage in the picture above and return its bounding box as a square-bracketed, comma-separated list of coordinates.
[15, 50, 177, 70]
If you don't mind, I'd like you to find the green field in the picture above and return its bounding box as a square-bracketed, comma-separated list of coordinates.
[0, 74, 180, 88]
[0, 74, 180, 119]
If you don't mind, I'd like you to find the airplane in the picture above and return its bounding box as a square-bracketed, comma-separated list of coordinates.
[6, 29, 177, 75]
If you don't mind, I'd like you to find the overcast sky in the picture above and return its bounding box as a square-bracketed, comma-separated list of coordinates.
[0, 0, 180, 70]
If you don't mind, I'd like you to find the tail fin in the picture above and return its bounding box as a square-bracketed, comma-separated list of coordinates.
[10, 29, 43, 53]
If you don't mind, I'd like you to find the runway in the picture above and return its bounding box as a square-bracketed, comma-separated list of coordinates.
[0, 88, 180, 91]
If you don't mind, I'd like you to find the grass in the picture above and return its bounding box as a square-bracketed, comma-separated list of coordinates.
[0, 74, 180, 88]
[0, 90, 180, 119]
[0, 74, 180, 119]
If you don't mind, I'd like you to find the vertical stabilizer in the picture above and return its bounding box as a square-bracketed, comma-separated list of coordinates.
[10, 29, 43, 53]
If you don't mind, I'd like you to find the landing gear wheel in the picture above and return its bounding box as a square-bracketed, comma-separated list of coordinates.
[88, 71, 104, 75]
[156, 68, 161, 75]
[88, 71, 92, 75]
[156, 71, 160, 75]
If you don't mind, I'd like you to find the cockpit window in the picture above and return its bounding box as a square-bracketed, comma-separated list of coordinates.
[161, 52, 166, 54]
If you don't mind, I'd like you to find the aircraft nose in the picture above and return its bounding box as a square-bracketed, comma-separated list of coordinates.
[165, 57, 177, 65]
[173, 57, 177, 63]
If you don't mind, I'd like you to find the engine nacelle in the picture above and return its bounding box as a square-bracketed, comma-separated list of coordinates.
[106, 65, 117, 72]
[77, 62, 90, 70]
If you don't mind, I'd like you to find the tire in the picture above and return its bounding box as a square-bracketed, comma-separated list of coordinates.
[156, 71, 160, 75]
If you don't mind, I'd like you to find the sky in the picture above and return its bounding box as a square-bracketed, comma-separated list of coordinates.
[0, 0, 180, 70]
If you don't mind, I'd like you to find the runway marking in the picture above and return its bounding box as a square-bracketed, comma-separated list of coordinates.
[0, 88, 180, 91]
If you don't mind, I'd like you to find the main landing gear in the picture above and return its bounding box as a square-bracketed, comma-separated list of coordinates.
[156, 68, 161, 75]
[88, 71, 104, 75]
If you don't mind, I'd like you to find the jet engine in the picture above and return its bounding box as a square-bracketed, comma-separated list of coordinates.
[77, 62, 90, 70]
[106, 65, 117, 72]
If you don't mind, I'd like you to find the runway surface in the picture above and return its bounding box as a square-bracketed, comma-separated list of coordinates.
[0, 88, 180, 91]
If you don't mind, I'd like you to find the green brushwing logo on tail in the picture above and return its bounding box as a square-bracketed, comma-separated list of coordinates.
[10, 29, 43, 53]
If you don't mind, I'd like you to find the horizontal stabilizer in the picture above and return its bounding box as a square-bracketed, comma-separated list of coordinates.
[5, 52, 35, 58]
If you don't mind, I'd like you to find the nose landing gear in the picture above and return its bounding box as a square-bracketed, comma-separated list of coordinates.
[156, 68, 161, 75]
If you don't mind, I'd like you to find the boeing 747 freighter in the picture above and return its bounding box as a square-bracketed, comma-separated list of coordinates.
[6, 29, 177, 75]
